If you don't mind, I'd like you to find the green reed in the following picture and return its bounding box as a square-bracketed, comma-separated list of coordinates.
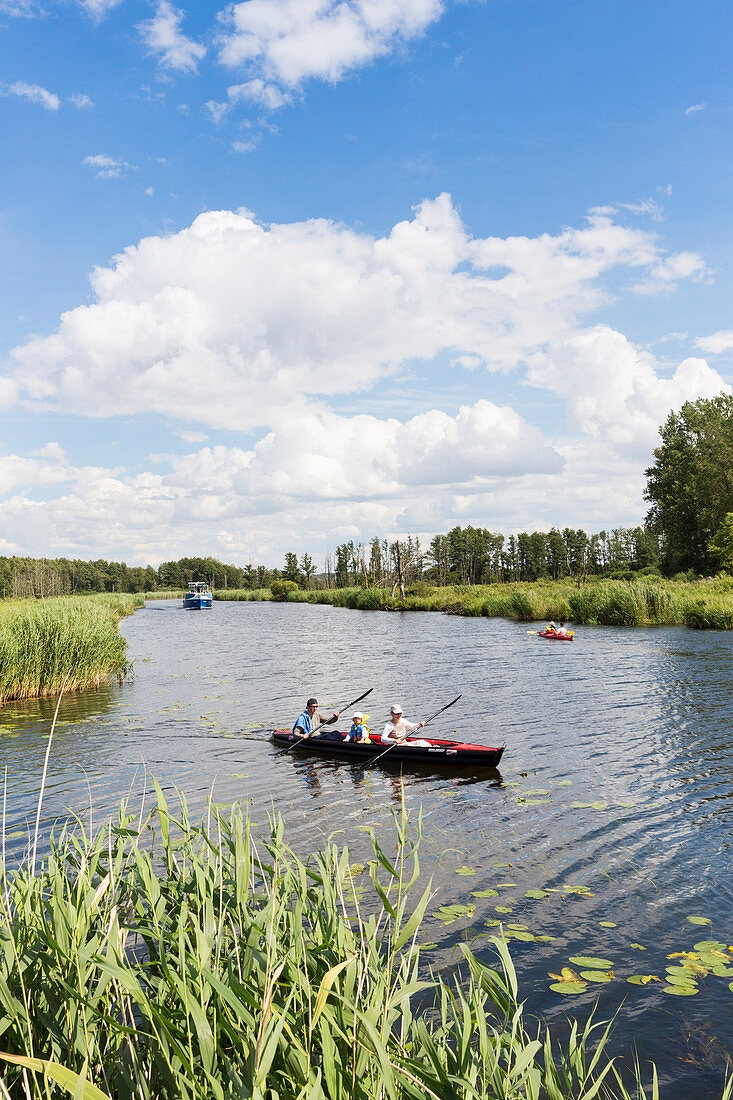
[212, 589, 272, 602]
[0, 787, 699, 1100]
[215, 576, 733, 629]
[0, 594, 143, 703]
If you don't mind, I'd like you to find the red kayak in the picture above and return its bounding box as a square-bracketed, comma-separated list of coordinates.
[538, 630, 573, 641]
[273, 730, 504, 768]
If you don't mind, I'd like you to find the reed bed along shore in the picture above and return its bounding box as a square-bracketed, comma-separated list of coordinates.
[0, 789, 690, 1100]
[214, 576, 733, 629]
[0, 593, 143, 703]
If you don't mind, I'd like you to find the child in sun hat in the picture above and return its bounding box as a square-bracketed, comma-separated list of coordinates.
[346, 712, 371, 743]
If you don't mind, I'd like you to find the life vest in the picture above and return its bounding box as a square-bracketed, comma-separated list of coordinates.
[350, 719, 370, 742]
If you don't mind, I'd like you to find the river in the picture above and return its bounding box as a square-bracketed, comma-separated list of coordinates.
[0, 599, 731, 1096]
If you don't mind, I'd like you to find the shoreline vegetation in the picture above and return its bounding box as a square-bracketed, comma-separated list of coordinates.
[0, 789, 698, 1100]
[0, 593, 143, 704]
[2, 574, 731, 706]
[213, 576, 733, 629]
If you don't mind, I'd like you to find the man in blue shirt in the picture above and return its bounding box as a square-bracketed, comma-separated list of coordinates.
[292, 697, 340, 739]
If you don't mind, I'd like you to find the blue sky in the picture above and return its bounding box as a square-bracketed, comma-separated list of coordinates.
[1, 0, 732, 566]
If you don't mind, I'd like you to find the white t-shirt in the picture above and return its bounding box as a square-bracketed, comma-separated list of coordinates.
[381, 718, 421, 745]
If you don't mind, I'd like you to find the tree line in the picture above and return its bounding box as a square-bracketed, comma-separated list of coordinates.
[0, 555, 279, 599]
[304, 525, 660, 592]
[0, 525, 660, 602]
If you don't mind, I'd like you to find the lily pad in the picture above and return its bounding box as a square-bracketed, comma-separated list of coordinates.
[630, 943, 646, 950]
[666, 970, 701, 983]
[524, 789, 550, 795]
[627, 975, 660, 985]
[686, 916, 712, 926]
[511, 931, 536, 942]
[535, 934, 556, 943]
[495, 906, 513, 914]
[599, 921, 617, 928]
[496, 883, 517, 888]
[556, 780, 572, 786]
[434, 904, 475, 925]
[580, 970, 614, 983]
[665, 975, 700, 989]
[569, 956, 613, 969]
[455, 866, 477, 876]
[472, 889, 499, 898]
[518, 798, 551, 805]
[549, 967, 586, 995]
[525, 889, 547, 900]
[663, 985, 698, 996]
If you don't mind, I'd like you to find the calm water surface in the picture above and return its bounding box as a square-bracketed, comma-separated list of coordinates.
[1, 600, 732, 1096]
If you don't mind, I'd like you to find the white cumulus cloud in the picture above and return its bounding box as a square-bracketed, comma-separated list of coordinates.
[7, 196, 717, 436]
[526, 326, 730, 456]
[695, 330, 733, 355]
[139, 0, 207, 73]
[216, 0, 444, 106]
[4, 196, 728, 563]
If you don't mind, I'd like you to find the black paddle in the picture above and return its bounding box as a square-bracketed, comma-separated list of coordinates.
[274, 688, 373, 757]
[362, 694, 462, 769]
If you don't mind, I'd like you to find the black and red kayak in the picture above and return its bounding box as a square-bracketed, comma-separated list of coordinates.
[272, 730, 504, 768]
[538, 631, 573, 641]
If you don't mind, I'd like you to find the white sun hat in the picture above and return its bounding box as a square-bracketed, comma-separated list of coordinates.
[352, 712, 363, 722]
[389, 704, 403, 714]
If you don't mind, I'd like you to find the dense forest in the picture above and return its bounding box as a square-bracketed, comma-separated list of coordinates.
[0, 525, 661, 599]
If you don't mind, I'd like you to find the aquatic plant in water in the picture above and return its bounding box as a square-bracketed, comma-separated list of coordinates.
[0, 594, 142, 703]
[0, 785, 711, 1098]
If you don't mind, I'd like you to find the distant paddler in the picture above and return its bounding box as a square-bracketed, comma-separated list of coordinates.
[292, 697, 340, 740]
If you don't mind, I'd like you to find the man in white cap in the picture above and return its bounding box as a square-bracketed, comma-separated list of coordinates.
[380, 704, 428, 746]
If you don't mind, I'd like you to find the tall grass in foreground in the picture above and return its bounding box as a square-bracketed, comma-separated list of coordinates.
[0, 594, 143, 703]
[0, 790, 701, 1100]
[215, 576, 733, 628]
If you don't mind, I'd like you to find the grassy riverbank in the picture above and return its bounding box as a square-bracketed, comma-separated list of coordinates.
[214, 576, 733, 628]
[0, 789, 683, 1100]
[0, 593, 143, 703]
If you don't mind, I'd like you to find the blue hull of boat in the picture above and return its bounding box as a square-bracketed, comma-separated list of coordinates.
[183, 595, 213, 609]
